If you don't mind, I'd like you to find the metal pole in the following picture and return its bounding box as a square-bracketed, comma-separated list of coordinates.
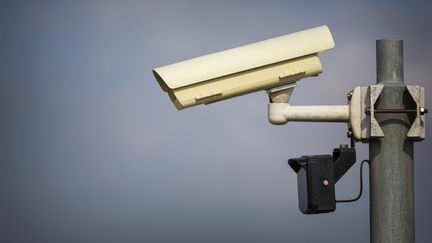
[370, 40, 415, 243]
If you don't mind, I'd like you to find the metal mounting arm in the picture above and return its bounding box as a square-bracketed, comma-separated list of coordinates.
[267, 83, 426, 142]
[267, 83, 349, 125]
[268, 103, 349, 125]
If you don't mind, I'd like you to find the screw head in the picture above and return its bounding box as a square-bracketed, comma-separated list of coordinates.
[323, 180, 329, 186]
[339, 144, 349, 149]
[347, 91, 353, 100]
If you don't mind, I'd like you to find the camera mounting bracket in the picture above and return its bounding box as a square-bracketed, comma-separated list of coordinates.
[267, 84, 426, 141]
[348, 85, 426, 142]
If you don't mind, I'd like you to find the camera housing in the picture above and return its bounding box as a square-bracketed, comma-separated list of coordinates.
[153, 25, 334, 109]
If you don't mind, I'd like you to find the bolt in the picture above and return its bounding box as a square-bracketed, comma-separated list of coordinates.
[339, 144, 349, 149]
[347, 130, 353, 138]
[420, 107, 428, 115]
[323, 180, 329, 186]
[347, 90, 353, 100]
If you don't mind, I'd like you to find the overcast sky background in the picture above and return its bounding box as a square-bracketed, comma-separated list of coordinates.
[1, 1, 431, 242]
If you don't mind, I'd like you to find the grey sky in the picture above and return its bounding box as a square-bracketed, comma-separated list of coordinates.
[1, 1, 431, 242]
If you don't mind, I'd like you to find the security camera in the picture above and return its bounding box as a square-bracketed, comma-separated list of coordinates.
[152, 24, 428, 242]
[153, 25, 334, 110]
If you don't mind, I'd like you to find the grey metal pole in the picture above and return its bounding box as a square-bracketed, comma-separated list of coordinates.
[370, 40, 415, 243]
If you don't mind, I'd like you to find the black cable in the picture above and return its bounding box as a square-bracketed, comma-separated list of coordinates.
[336, 159, 370, 203]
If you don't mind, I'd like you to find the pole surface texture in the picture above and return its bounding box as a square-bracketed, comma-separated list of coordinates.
[370, 40, 415, 243]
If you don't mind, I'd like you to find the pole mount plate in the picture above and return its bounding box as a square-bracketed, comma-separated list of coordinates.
[348, 85, 426, 142]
